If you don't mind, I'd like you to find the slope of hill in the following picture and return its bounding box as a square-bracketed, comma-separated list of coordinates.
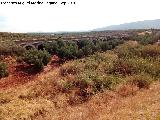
[0, 41, 160, 120]
[93, 19, 160, 31]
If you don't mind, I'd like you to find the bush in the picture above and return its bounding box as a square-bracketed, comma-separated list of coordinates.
[57, 39, 66, 48]
[60, 61, 82, 76]
[57, 42, 79, 59]
[81, 45, 93, 56]
[76, 71, 121, 94]
[44, 41, 58, 54]
[131, 34, 154, 45]
[0, 62, 8, 78]
[23, 49, 51, 70]
[77, 40, 95, 56]
[119, 57, 160, 79]
[115, 41, 139, 58]
[100, 41, 111, 51]
[77, 40, 94, 49]
[139, 45, 160, 58]
[91, 74, 120, 92]
[109, 59, 137, 76]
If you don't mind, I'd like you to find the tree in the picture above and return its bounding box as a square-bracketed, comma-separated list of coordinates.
[23, 49, 51, 70]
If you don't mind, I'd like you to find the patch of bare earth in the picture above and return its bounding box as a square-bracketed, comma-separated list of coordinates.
[0, 55, 59, 90]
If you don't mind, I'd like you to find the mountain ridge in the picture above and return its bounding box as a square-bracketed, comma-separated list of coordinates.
[93, 19, 160, 31]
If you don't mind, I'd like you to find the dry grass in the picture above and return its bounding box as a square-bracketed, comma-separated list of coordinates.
[53, 82, 160, 120]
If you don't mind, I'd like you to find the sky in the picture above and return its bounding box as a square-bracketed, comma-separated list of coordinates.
[0, 0, 160, 33]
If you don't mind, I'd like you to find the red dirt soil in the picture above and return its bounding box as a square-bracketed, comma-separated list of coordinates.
[0, 55, 60, 90]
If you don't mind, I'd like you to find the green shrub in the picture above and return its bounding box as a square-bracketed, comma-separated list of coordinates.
[0, 62, 8, 78]
[109, 59, 137, 76]
[57, 43, 79, 59]
[93, 41, 102, 52]
[91, 74, 120, 92]
[100, 41, 112, 51]
[126, 57, 160, 79]
[77, 71, 121, 93]
[60, 61, 83, 76]
[81, 45, 94, 56]
[23, 49, 51, 70]
[57, 39, 66, 48]
[44, 41, 58, 54]
[115, 41, 139, 59]
[131, 34, 154, 45]
[77, 40, 96, 56]
[76, 49, 84, 58]
[91, 52, 118, 63]
[77, 40, 94, 49]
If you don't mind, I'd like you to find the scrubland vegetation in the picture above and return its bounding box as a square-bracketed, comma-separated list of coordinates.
[0, 30, 160, 119]
[58, 42, 160, 99]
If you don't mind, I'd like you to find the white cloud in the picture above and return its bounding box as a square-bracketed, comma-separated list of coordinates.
[0, 0, 160, 32]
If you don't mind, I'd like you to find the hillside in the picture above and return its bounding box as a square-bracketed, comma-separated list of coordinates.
[0, 41, 160, 120]
[93, 19, 160, 31]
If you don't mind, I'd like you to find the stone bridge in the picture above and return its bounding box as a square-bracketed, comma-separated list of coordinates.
[16, 40, 51, 50]
[15, 38, 80, 50]
[15, 35, 130, 50]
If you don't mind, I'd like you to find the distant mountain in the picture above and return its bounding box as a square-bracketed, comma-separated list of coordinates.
[93, 19, 160, 31]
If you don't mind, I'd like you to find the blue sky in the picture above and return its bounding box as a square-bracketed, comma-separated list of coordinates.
[0, 16, 6, 22]
[0, 16, 7, 29]
[0, 0, 160, 33]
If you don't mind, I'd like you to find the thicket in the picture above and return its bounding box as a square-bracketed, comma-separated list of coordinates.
[44, 39, 124, 60]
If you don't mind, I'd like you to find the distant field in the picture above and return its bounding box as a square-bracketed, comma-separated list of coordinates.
[0, 32, 57, 42]
[0, 30, 135, 42]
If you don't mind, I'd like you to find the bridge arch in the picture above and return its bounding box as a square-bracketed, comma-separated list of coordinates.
[35, 43, 45, 50]
[23, 44, 36, 50]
